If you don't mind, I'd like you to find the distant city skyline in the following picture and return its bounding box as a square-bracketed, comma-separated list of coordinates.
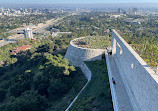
[0, 0, 158, 4]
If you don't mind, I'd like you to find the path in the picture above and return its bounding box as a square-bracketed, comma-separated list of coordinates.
[106, 53, 134, 111]
[65, 62, 91, 111]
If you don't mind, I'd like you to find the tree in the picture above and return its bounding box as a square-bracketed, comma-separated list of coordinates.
[0, 88, 6, 102]
[46, 54, 75, 76]
[0, 90, 47, 111]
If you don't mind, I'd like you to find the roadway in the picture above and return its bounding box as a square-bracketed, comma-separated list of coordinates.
[0, 13, 75, 47]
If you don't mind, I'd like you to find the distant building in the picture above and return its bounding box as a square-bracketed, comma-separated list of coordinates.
[0, 7, 4, 13]
[24, 28, 33, 39]
[38, 23, 44, 26]
[109, 14, 121, 18]
[12, 45, 31, 55]
[29, 8, 32, 13]
[45, 9, 49, 14]
[51, 28, 59, 32]
[52, 32, 58, 37]
[133, 8, 138, 15]
[118, 8, 121, 14]
[131, 21, 141, 25]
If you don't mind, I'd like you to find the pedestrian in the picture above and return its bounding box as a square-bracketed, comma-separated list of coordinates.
[109, 50, 112, 55]
[107, 49, 112, 55]
[112, 78, 116, 84]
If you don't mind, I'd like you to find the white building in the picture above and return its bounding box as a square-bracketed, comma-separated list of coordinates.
[24, 28, 33, 39]
[109, 14, 121, 18]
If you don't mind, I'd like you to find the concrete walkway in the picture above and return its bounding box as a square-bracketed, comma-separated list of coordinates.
[106, 54, 134, 111]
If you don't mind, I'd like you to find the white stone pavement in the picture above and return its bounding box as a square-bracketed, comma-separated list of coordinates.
[106, 53, 134, 111]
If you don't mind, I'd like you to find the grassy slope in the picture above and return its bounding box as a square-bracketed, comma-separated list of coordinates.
[47, 67, 87, 111]
[69, 60, 113, 111]
[74, 37, 110, 49]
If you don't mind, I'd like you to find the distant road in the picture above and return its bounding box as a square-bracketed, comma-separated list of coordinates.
[0, 13, 75, 48]
[0, 41, 16, 47]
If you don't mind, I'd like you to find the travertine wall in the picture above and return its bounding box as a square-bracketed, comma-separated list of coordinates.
[65, 37, 105, 80]
[65, 37, 105, 66]
[111, 29, 158, 111]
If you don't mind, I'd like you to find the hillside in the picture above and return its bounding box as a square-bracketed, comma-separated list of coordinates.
[0, 36, 87, 111]
[69, 60, 113, 111]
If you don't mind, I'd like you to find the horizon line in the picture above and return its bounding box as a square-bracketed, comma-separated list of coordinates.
[1, 2, 158, 5]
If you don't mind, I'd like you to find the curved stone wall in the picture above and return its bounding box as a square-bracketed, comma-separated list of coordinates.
[65, 37, 104, 110]
[65, 37, 105, 67]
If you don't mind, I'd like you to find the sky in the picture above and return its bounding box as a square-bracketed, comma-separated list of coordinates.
[0, 0, 158, 4]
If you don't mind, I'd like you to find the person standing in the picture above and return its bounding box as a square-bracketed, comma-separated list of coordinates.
[112, 78, 116, 84]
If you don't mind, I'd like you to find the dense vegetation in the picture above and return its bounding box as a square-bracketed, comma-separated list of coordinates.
[0, 35, 87, 111]
[73, 36, 110, 49]
[103, 14, 158, 68]
[0, 13, 64, 39]
[121, 17, 158, 67]
[49, 12, 108, 37]
[69, 60, 113, 111]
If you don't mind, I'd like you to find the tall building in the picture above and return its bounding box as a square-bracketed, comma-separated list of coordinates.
[118, 8, 121, 14]
[29, 8, 32, 13]
[24, 28, 33, 39]
[133, 8, 137, 15]
[45, 9, 49, 14]
[25, 8, 28, 13]
[0, 7, 4, 13]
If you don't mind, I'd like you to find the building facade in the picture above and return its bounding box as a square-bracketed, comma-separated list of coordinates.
[24, 28, 33, 39]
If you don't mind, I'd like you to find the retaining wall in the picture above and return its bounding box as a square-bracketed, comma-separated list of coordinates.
[111, 29, 158, 111]
[65, 37, 103, 110]
[65, 37, 104, 63]
[65, 37, 105, 80]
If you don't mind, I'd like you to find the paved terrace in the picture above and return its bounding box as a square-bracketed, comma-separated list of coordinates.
[106, 53, 134, 111]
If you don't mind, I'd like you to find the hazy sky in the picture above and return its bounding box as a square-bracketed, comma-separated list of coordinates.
[0, 0, 158, 4]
